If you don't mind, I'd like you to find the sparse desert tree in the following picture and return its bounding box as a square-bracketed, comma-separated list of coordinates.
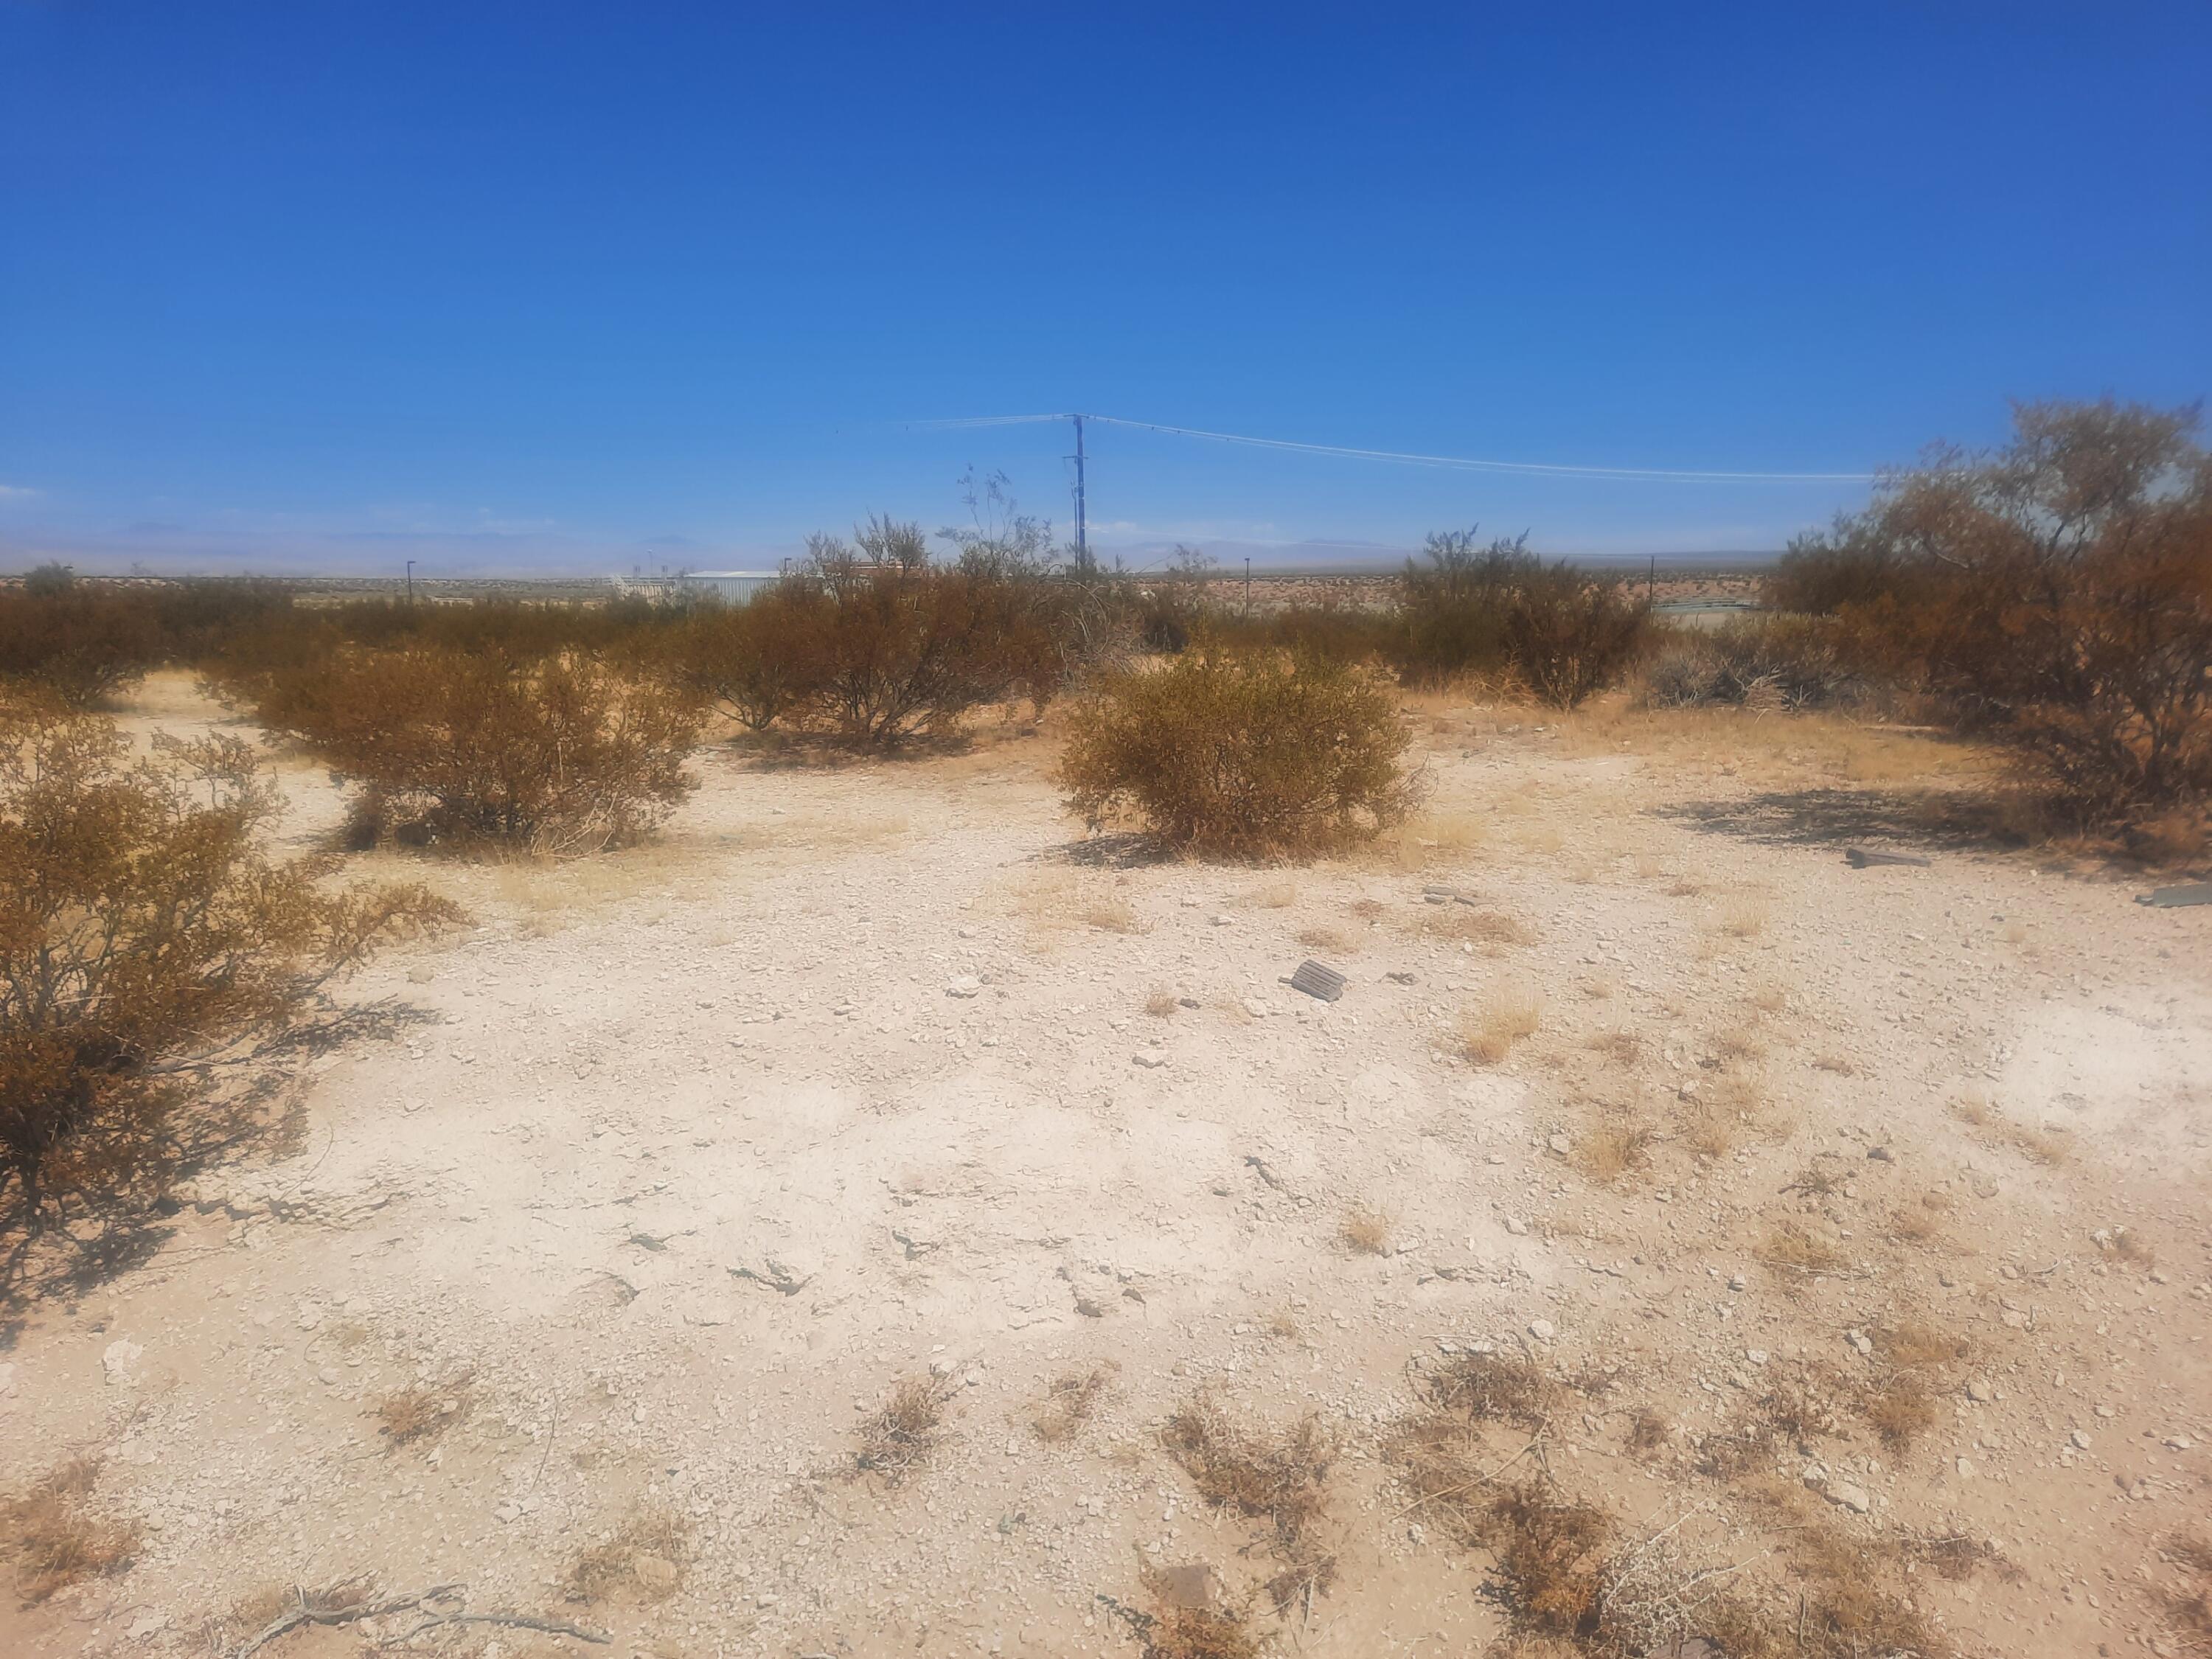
[1777, 398, 2212, 824]
[667, 583, 827, 731]
[0, 700, 456, 1242]
[252, 647, 706, 852]
[1058, 647, 1417, 856]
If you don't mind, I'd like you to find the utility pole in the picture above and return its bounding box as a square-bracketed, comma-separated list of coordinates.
[1070, 413, 1089, 576]
[1245, 557, 1252, 617]
[1647, 554, 1656, 607]
[406, 560, 415, 605]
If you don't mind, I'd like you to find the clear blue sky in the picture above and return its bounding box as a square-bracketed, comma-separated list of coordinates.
[3, 1, 2206, 574]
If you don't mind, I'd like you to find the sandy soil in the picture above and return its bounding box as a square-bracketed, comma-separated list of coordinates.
[3, 676, 2207, 1658]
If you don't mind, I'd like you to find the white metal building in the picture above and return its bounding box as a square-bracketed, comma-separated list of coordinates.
[671, 570, 783, 605]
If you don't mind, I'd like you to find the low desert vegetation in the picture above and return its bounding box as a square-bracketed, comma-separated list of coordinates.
[1463, 984, 1543, 1063]
[372, 1380, 472, 1447]
[1395, 532, 1651, 704]
[246, 646, 704, 854]
[1058, 647, 1417, 858]
[853, 1373, 958, 1484]
[1031, 1364, 1115, 1442]
[1770, 397, 2212, 842]
[1337, 1202, 1394, 1256]
[1, 1456, 141, 1605]
[1161, 1394, 1340, 1613]
[564, 1508, 687, 1604]
[0, 568, 164, 708]
[0, 700, 456, 1256]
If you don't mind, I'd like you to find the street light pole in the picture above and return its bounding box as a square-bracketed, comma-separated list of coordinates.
[406, 560, 416, 605]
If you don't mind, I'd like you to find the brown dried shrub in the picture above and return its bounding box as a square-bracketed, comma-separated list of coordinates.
[1, 1457, 141, 1604]
[251, 646, 704, 854]
[1776, 398, 2212, 830]
[0, 577, 164, 709]
[1032, 1365, 1114, 1442]
[1058, 647, 1416, 858]
[853, 1374, 957, 1484]
[1161, 1394, 1340, 1610]
[1338, 1203, 1394, 1256]
[1, 703, 458, 1240]
[563, 1508, 687, 1604]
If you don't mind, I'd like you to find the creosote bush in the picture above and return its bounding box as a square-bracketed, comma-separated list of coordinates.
[251, 646, 704, 853]
[1773, 398, 2212, 833]
[1, 700, 458, 1240]
[1395, 531, 1651, 705]
[1059, 648, 1417, 857]
[0, 573, 164, 708]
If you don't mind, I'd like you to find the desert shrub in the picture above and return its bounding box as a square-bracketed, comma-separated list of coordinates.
[253, 647, 703, 852]
[145, 578, 298, 666]
[1, 1456, 141, 1604]
[1500, 560, 1650, 707]
[1394, 529, 1526, 686]
[1782, 399, 2212, 825]
[0, 701, 456, 1238]
[1393, 530, 1649, 704]
[797, 527, 1063, 745]
[1058, 647, 1417, 856]
[0, 582, 164, 707]
[666, 584, 826, 731]
[1641, 614, 1868, 710]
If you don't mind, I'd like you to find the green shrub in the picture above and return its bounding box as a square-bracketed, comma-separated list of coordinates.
[1058, 648, 1416, 857]
[1, 700, 456, 1234]
[252, 647, 705, 853]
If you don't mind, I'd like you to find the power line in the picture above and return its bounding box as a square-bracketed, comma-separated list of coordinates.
[905, 411, 1875, 482]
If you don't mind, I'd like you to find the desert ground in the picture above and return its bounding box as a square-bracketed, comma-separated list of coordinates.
[3, 671, 2208, 1658]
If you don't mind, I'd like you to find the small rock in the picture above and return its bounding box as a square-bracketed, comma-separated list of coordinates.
[1546, 1134, 1571, 1157]
[317, 1366, 341, 1386]
[1133, 1051, 1168, 1069]
[1728, 1273, 1747, 1292]
[1211, 914, 1234, 927]
[1745, 1349, 1769, 1366]
[1503, 1217, 1528, 1237]
[101, 1339, 144, 1388]
[1242, 998, 1270, 1019]
[1955, 1456, 1976, 1478]
[1865, 1144, 1893, 1161]
[1527, 1318, 1557, 1343]
[1846, 1329, 1874, 1357]
[1823, 1481, 1873, 1514]
[495, 1500, 524, 1523]
[2165, 1434, 2194, 1451]
[945, 975, 983, 998]
[2070, 1429, 2092, 1450]
[1966, 1380, 1994, 1403]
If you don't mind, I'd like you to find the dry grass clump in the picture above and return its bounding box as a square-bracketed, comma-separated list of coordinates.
[1244, 877, 1298, 908]
[1295, 922, 1354, 953]
[1132, 1604, 1261, 1659]
[1161, 1395, 1340, 1610]
[1584, 1029, 1641, 1065]
[1885, 1189, 1951, 1245]
[1860, 1374, 1937, 1450]
[2112, 1226, 2157, 1270]
[1144, 990, 1181, 1019]
[1949, 1095, 2070, 1164]
[1032, 1365, 1115, 1442]
[1874, 1318, 1968, 1371]
[2160, 1534, 2212, 1655]
[1463, 986, 1543, 1063]
[1756, 1219, 1845, 1275]
[1058, 649, 1417, 858]
[1422, 1349, 1574, 1432]
[1481, 1484, 1614, 1642]
[563, 1508, 687, 1604]
[1434, 907, 1537, 947]
[373, 1380, 472, 1447]
[1568, 1116, 1655, 1186]
[854, 1374, 958, 1484]
[1084, 896, 1146, 933]
[0, 1457, 142, 1604]
[1338, 1203, 1395, 1256]
[1717, 892, 1772, 939]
